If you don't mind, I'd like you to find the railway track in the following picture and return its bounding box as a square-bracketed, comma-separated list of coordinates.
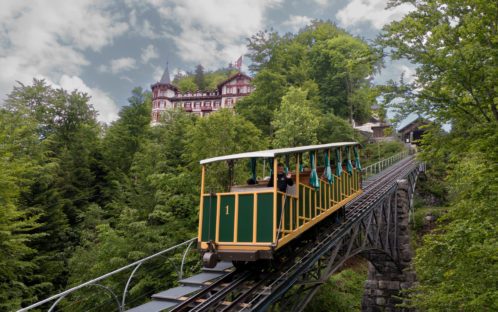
[129, 156, 417, 312]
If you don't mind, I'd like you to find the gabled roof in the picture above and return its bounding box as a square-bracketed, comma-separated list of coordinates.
[398, 117, 430, 132]
[216, 72, 252, 89]
[200, 142, 359, 164]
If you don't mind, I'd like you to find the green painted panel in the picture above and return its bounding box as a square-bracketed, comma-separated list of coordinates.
[346, 173, 351, 196]
[326, 183, 330, 210]
[237, 194, 253, 242]
[219, 195, 235, 242]
[299, 185, 304, 226]
[276, 194, 282, 233]
[257, 193, 274, 242]
[284, 196, 291, 231]
[311, 190, 316, 218]
[201, 195, 217, 241]
[320, 181, 325, 210]
[305, 188, 310, 218]
[347, 174, 350, 196]
[292, 198, 297, 229]
[340, 173, 345, 200]
[332, 179, 336, 203]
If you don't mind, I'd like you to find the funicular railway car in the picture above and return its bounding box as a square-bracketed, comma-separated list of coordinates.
[198, 143, 363, 268]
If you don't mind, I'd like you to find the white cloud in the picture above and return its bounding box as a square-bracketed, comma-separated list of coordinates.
[395, 64, 416, 83]
[153, 67, 165, 82]
[101, 57, 137, 74]
[336, 0, 414, 30]
[313, 0, 328, 6]
[0, 0, 128, 117]
[283, 15, 312, 31]
[141, 44, 159, 63]
[129, 9, 160, 39]
[155, 0, 283, 68]
[59, 75, 119, 123]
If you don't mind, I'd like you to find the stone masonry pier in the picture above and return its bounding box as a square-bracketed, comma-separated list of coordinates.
[362, 179, 418, 311]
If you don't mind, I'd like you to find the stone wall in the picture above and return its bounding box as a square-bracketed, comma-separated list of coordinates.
[362, 179, 418, 311]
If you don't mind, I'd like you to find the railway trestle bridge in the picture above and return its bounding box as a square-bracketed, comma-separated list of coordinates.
[19, 153, 424, 312]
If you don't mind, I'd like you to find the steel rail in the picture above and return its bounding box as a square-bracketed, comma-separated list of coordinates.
[172, 156, 418, 312]
[241, 156, 418, 311]
[169, 269, 247, 312]
[21, 155, 418, 312]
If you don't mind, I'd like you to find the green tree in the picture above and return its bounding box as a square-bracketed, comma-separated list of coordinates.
[67, 110, 200, 311]
[188, 109, 268, 190]
[379, 2, 498, 309]
[5, 79, 103, 302]
[318, 113, 359, 144]
[308, 34, 379, 122]
[193, 64, 206, 91]
[102, 88, 152, 177]
[0, 110, 42, 310]
[235, 69, 287, 136]
[406, 124, 498, 310]
[379, 0, 497, 125]
[177, 76, 198, 93]
[244, 21, 378, 129]
[271, 87, 320, 148]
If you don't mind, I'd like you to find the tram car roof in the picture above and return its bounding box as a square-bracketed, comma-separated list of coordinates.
[199, 142, 359, 165]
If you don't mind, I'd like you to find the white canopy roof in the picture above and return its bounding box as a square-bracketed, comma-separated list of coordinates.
[200, 142, 359, 164]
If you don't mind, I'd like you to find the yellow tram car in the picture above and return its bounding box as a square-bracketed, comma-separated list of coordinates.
[198, 143, 363, 267]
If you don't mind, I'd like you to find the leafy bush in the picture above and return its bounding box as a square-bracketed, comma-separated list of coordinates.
[305, 268, 367, 312]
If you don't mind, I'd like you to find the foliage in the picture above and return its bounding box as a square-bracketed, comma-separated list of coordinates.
[0, 110, 43, 311]
[2, 79, 105, 306]
[240, 21, 379, 137]
[235, 69, 287, 136]
[187, 109, 268, 190]
[308, 34, 380, 122]
[271, 87, 320, 148]
[403, 123, 498, 311]
[378, 0, 497, 126]
[379, 2, 497, 309]
[193, 64, 206, 91]
[318, 113, 361, 144]
[0, 19, 404, 311]
[305, 268, 367, 312]
[360, 141, 405, 167]
[176, 75, 198, 93]
[173, 67, 238, 92]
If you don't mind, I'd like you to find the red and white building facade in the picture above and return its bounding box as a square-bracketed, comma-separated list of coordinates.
[150, 65, 253, 125]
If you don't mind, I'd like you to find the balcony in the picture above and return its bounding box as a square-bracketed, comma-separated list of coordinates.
[201, 106, 212, 111]
[184, 107, 192, 112]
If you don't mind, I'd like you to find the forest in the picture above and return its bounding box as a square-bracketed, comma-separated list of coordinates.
[1, 0, 496, 311]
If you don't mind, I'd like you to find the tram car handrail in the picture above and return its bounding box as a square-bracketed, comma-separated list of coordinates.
[198, 142, 363, 267]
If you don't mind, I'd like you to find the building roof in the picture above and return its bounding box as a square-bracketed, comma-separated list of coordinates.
[200, 142, 359, 164]
[216, 72, 252, 89]
[159, 62, 171, 84]
[398, 116, 429, 133]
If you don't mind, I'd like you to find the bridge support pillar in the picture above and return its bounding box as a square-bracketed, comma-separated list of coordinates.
[362, 179, 418, 311]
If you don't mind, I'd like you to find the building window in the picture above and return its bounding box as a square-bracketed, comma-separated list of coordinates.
[215, 101, 219, 108]
[195, 102, 200, 108]
[186, 102, 191, 108]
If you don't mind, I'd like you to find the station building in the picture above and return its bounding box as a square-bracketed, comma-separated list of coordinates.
[150, 64, 253, 125]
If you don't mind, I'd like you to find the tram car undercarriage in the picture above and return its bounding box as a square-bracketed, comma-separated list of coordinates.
[197, 142, 363, 268]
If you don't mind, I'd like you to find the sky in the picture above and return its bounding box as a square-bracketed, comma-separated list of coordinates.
[0, 0, 416, 124]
